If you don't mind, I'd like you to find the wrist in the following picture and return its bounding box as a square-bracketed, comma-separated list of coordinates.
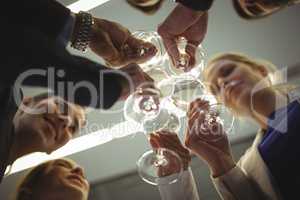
[70, 13, 80, 43]
[209, 157, 236, 178]
[117, 77, 130, 101]
[70, 11, 94, 52]
[89, 17, 101, 39]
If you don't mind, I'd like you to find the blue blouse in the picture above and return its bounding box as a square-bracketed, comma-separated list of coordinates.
[259, 100, 300, 199]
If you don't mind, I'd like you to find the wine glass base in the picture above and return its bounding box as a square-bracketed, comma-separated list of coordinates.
[137, 148, 183, 186]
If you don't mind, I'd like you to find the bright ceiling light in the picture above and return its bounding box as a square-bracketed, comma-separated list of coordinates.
[9, 120, 143, 174]
[67, 0, 110, 12]
[8, 100, 187, 174]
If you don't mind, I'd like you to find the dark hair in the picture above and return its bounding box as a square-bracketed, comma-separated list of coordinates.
[15, 160, 53, 200]
[15, 159, 79, 200]
[126, 0, 164, 15]
[31, 93, 54, 103]
[232, 0, 255, 19]
[232, 0, 289, 20]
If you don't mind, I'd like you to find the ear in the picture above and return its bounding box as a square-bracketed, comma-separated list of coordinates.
[255, 65, 268, 77]
[15, 97, 33, 116]
[22, 96, 33, 106]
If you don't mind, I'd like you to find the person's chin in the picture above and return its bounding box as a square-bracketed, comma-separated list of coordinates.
[231, 89, 252, 113]
[65, 182, 88, 199]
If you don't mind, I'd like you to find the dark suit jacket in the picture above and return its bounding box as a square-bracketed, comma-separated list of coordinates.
[2, 0, 71, 40]
[0, 87, 18, 182]
[1, 0, 125, 109]
[0, 0, 126, 181]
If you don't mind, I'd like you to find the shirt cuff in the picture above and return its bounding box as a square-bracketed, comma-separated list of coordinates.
[212, 165, 257, 200]
[57, 13, 76, 47]
[157, 168, 200, 200]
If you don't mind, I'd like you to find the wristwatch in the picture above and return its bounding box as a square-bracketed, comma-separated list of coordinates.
[70, 11, 95, 52]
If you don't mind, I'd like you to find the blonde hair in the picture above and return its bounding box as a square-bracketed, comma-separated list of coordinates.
[202, 52, 293, 93]
[15, 161, 53, 200]
[14, 159, 74, 200]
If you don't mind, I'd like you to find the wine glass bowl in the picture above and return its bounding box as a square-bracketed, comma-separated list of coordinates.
[208, 104, 235, 134]
[124, 86, 181, 133]
[124, 87, 161, 125]
[170, 79, 206, 111]
[165, 37, 206, 79]
[193, 103, 235, 142]
[145, 68, 174, 98]
[133, 31, 165, 71]
[146, 67, 170, 83]
[142, 109, 181, 134]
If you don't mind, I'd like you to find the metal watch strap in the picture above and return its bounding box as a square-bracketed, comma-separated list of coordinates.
[71, 11, 94, 52]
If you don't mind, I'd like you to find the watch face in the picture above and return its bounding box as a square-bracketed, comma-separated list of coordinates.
[232, 0, 295, 19]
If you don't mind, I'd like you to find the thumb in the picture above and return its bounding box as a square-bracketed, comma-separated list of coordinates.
[185, 41, 199, 69]
[149, 134, 160, 149]
[157, 27, 180, 68]
[125, 37, 157, 61]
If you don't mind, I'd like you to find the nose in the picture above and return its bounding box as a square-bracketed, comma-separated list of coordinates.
[217, 78, 227, 89]
[72, 166, 85, 177]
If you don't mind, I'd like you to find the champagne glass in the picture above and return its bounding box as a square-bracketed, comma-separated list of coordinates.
[132, 31, 165, 72]
[124, 87, 161, 126]
[170, 79, 208, 111]
[124, 87, 183, 185]
[137, 113, 183, 186]
[145, 67, 175, 98]
[190, 102, 235, 142]
[123, 87, 181, 134]
[137, 147, 183, 185]
[165, 37, 206, 80]
[168, 78, 235, 139]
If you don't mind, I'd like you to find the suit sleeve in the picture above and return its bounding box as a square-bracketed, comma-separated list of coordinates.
[176, 0, 214, 11]
[211, 165, 266, 200]
[2, 0, 70, 39]
[211, 151, 275, 200]
[1, 26, 124, 109]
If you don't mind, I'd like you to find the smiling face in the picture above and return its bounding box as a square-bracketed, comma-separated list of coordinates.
[13, 95, 86, 154]
[17, 159, 89, 200]
[204, 54, 271, 116]
[38, 159, 89, 200]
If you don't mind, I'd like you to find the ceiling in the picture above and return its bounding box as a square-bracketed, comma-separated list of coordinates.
[1, 0, 300, 198]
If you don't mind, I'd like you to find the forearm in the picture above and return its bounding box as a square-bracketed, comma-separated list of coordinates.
[160, 4, 206, 35]
[0, 26, 124, 109]
[208, 157, 236, 178]
[20, 56, 124, 109]
[212, 165, 267, 200]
